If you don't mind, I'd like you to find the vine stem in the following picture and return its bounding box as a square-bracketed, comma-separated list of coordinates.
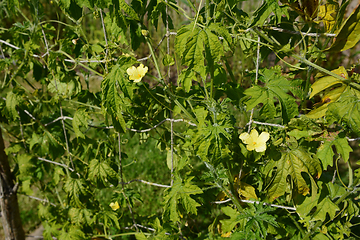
[99, 8, 109, 73]
[118, 133, 139, 232]
[144, 36, 164, 83]
[170, 119, 174, 186]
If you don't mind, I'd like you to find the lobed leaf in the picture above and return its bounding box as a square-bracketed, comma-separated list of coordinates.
[88, 159, 117, 188]
[163, 176, 202, 223]
[316, 132, 353, 169]
[266, 147, 322, 201]
[72, 108, 89, 139]
[243, 68, 300, 123]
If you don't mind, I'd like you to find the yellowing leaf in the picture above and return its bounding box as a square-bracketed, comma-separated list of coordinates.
[237, 181, 258, 200]
[307, 85, 347, 119]
[316, 3, 338, 32]
[309, 66, 347, 99]
[221, 232, 231, 237]
[326, 4, 360, 52]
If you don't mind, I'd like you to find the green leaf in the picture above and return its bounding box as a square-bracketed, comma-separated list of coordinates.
[250, 0, 288, 26]
[179, 26, 205, 68]
[316, 132, 353, 169]
[102, 64, 127, 132]
[88, 159, 117, 187]
[98, 210, 120, 229]
[163, 176, 202, 223]
[166, 149, 178, 170]
[175, 23, 225, 69]
[5, 144, 22, 155]
[64, 177, 90, 208]
[6, 91, 21, 120]
[178, 68, 197, 92]
[326, 89, 360, 135]
[312, 196, 340, 222]
[58, 226, 85, 240]
[17, 154, 35, 175]
[326, 4, 360, 52]
[207, 22, 232, 49]
[243, 68, 300, 123]
[220, 206, 242, 233]
[162, 54, 175, 66]
[48, 78, 81, 98]
[119, 0, 139, 21]
[135, 232, 148, 240]
[68, 208, 94, 225]
[43, 221, 61, 240]
[266, 147, 322, 201]
[72, 108, 89, 139]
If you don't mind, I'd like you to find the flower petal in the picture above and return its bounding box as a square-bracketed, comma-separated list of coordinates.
[109, 201, 120, 211]
[249, 129, 259, 139]
[258, 132, 270, 143]
[255, 142, 267, 152]
[240, 132, 251, 144]
[126, 66, 136, 76]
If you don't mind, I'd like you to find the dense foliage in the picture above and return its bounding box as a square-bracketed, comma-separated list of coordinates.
[1, 0, 360, 239]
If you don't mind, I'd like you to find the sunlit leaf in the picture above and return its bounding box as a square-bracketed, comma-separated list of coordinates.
[6, 91, 21, 120]
[312, 196, 339, 222]
[163, 176, 202, 223]
[64, 177, 90, 208]
[326, 89, 360, 135]
[265, 147, 322, 201]
[316, 132, 352, 169]
[88, 159, 117, 188]
[175, 23, 226, 69]
[309, 66, 347, 99]
[326, 4, 360, 52]
[316, 3, 338, 32]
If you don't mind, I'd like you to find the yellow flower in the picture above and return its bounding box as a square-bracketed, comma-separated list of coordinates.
[126, 64, 148, 82]
[239, 129, 269, 152]
[109, 201, 120, 211]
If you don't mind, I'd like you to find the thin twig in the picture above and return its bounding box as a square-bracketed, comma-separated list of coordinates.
[121, 179, 170, 188]
[124, 224, 171, 235]
[118, 133, 139, 232]
[251, 120, 285, 128]
[170, 119, 174, 186]
[40, 24, 49, 55]
[44, 116, 73, 126]
[212, 198, 296, 211]
[136, 32, 177, 62]
[18, 110, 27, 151]
[263, 26, 336, 37]
[20, 194, 57, 207]
[0, 44, 5, 59]
[127, 118, 196, 133]
[255, 35, 261, 83]
[165, 0, 170, 81]
[59, 105, 74, 169]
[24, 110, 37, 121]
[99, 8, 109, 73]
[347, 137, 360, 142]
[37, 157, 74, 172]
